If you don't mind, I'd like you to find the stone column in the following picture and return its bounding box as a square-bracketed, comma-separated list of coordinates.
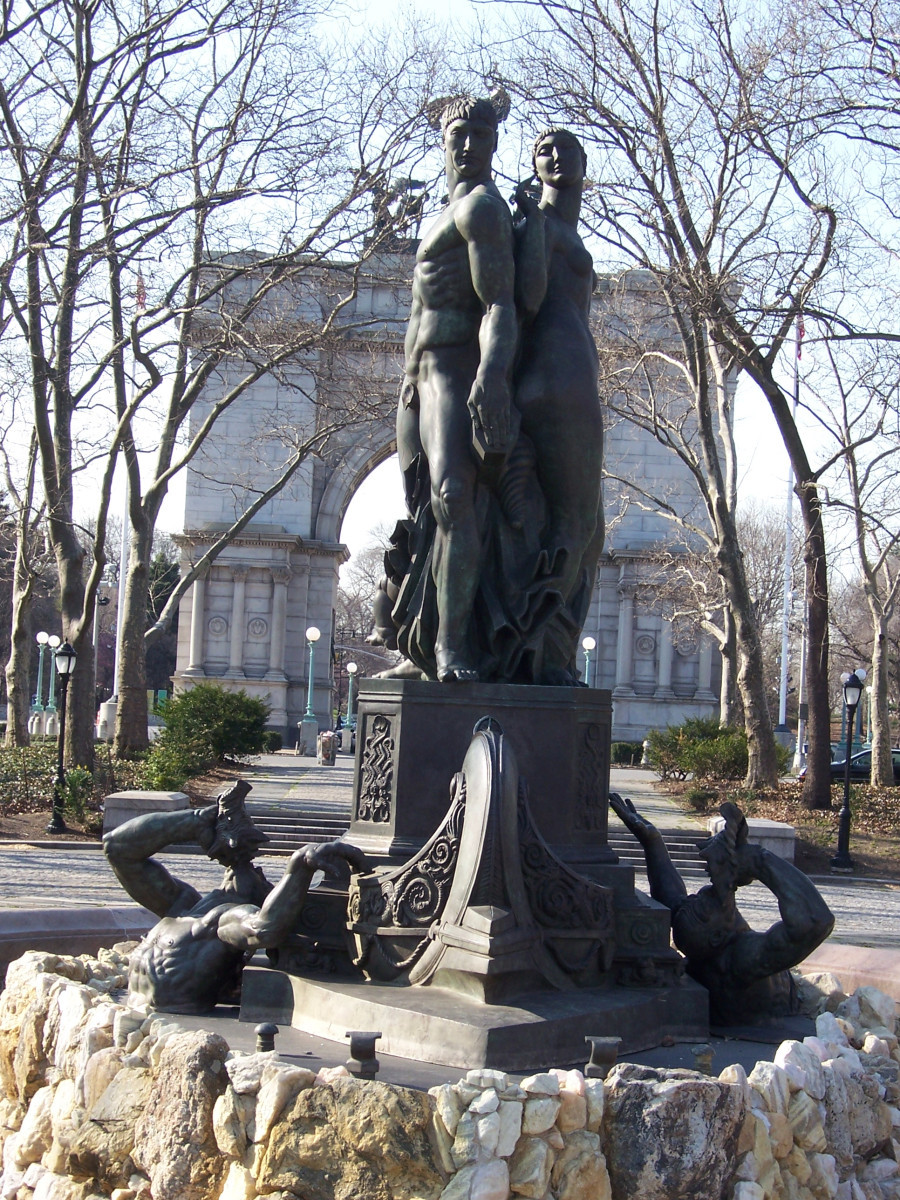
[266, 567, 291, 680]
[696, 636, 716, 701]
[184, 566, 208, 676]
[613, 578, 636, 696]
[655, 620, 675, 698]
[227, 566, 248, 677]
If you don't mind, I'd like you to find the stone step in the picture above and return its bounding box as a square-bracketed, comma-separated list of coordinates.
[247, 802, 351, 853]
[609, 830, 706, 874]
[248, 799, 708, 874]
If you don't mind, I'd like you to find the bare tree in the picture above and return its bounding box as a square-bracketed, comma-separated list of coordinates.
[337, 535, 393, 638]
[496, 0, 868, 804]
[596, 276, 780, 786]
[0, 0, 440, 762]
[831, 566, 900, 752]
[641, 501, 803, 732]
[811, 342, 900, 784]
[0, 420, 53, 746]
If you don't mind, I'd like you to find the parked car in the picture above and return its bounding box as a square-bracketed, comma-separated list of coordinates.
[800, 748, 900, 782]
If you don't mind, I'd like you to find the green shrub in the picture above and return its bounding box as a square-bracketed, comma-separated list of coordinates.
[141, 741, 197, 791]
[0, 743, 57, 809]
[262, 730, 283, 753]
[0, 743, 142, 831]
[62, 766, 93, 821]
[144, 684, 270, 786]
[677, 715, 724, 742]
[645, 726, 691, 780]
[91, 745, 150, 797]
[686, 786, 719, 811]
[775, 740, 792, 775]
[611, 741, 643, 766]
[686, 729, 748, 782]
[647, 717, 751, 783]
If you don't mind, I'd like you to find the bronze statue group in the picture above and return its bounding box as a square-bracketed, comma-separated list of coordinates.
[374, 96, 603, 686]
[103, 96, 834, 1027]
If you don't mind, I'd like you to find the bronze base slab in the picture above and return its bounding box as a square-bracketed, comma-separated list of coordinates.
[239, 964, 708, 1072]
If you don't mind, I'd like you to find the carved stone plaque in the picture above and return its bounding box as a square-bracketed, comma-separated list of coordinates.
[356, 713, 395, 824]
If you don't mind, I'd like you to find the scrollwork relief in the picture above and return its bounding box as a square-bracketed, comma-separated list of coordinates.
[356, 714, 395, 823]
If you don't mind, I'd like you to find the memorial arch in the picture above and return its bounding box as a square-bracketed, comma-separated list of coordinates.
[173, 250, 721, 741]
[313, 436, 397, 546]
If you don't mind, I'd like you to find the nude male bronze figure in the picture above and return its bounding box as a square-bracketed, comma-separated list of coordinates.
[104, 779, 366, 1013]
[394, 94, 518, 683]
[609, 795, 834, 1025]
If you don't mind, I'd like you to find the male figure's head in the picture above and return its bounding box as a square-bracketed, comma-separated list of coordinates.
[207, 778, 270, 869]
[440, 96, 499, 188]
[696, 802, 749, 902]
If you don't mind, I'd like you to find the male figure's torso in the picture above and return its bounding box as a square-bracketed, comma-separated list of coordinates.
[406, 183, 511, 366]
[128, 885, 258, 1013]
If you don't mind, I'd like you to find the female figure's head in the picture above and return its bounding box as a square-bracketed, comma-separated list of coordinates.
[532, 128, 587, 190]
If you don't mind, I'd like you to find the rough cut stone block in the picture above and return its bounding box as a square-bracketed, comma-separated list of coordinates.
[132, 1031, 229, 1200]
[788, 1090, 827, 1153]
[254, 1077, 444, 1200]
[496, 1100, 523, 1158]
[430, 1084, 464, 1139]
[550, 1130, 611, 1200]
[521, 1097, 560, 1135]
[748, 1061, 791, 1115]
[508, 1136, 554, 1198]
[776, 1040, 826, 1101]
[603, 1065, 744, 1200]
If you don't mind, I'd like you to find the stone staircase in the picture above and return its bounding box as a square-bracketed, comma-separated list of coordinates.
[247, 799, 351, 853]
[249, 798, 708, 875]
[607, 829, 707, 877]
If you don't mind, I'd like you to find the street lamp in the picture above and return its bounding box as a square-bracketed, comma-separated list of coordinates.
[346, 661, 358, 729]
[831, 668, 867, 872]
[45, 634, 61, 712]
[33, 631, 49, 711]
[47, 641, 77, 834]
[298, 626, 321, 757]
[304, 626, 321, 718]
[581, 636, 596, 688]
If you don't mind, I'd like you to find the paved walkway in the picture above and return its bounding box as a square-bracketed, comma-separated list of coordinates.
[0, 755, 897, 949]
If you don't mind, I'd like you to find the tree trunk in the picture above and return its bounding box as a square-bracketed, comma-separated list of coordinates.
[113, 525, 152, 757]
[798, 488, 832, 809]
[56, 548, 95, 768]
[868, 602, 895, 788]
[741, 366, 832, 810]
[717, 537, 779, 789]
[4, 545, 34, 747]
[718, 609, 737, 727]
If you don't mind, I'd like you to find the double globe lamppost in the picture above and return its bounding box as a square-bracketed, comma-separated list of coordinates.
[45, 634, 62, 735]
[32, 632, 61, 735]
[346, 661, 358, 730]
[32, 631, 49, 712]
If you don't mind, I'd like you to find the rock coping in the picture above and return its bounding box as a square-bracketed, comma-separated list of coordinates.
[0, 950, 899, 1198]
